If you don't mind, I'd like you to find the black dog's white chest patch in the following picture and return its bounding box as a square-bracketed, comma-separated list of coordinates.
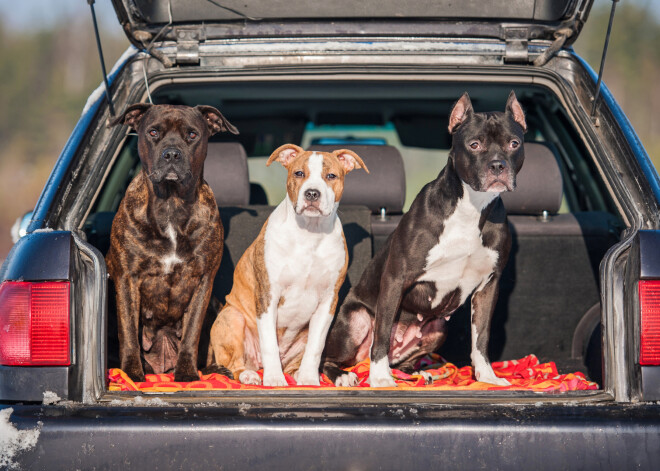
[417, 183, 499, 309]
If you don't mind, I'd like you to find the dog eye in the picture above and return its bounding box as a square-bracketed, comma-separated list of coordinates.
[469, 141, 480, 150]
[149, 129, 159, 138]
[294, 170, 305, 178]
[326, 173, 337, 180]
[188, 131, 198, 140]
[510, 140, 520, 149]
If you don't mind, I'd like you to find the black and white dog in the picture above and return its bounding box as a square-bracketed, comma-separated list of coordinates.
[323, 91, 526, 387]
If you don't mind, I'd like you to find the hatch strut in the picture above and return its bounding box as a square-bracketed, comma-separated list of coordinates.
[87, 0, 115, 116]
[591, 0, 620, 121]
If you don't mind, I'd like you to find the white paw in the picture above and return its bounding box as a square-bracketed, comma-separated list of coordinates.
[294, 369, 321, 386]
[262, 371, 288, 387]
[369, 357, 397, 387]
[414, 370, 433, 385]
[239, 370, 261, 385]
[334, 372, 359, 387]
[368, 374, 398, 388]
[475, 371, 510, 386]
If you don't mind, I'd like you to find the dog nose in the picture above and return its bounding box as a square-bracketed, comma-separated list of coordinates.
[488, 160, 507, 176]
[162, 148, 182, 162]
[305, 189, 320, 201]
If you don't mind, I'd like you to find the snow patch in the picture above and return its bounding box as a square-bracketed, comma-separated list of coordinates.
[107, 395, 171, 407]
[238, 403, 252, 415]
[0, 408, 41, 470]
[130, 396, 169, 407]
[42, 391, 61, 405]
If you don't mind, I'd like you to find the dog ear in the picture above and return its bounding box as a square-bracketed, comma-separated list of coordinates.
[195, 105, 239, 136]
[333, 149, 370, 174]
[108, 103, 152, 129]
[505, 91, 527, 132]
[448, 92, 473, 134]
[267, 144, 304, 168]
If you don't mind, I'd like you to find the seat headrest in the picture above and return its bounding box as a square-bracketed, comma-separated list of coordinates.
[308, 144, 406, 213]
[204, 142, 250, 206]
[500, 142, 563, 215]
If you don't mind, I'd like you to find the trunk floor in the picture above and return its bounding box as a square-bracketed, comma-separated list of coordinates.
[108, 354, 598, 392]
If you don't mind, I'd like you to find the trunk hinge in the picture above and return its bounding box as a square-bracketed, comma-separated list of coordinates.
[175, 27, 205, 65]
[504, 27, 529, 64]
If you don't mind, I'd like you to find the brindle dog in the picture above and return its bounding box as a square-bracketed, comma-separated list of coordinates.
[107, 103, 238, 382]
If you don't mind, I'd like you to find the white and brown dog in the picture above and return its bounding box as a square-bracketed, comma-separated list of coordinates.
[207, 144, 368, 386]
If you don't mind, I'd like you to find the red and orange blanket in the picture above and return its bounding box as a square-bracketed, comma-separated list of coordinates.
[108, 354, 598, 392]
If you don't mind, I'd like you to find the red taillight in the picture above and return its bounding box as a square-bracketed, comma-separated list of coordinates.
[639, 280, 660, 366]
[0, 281, 70, 366]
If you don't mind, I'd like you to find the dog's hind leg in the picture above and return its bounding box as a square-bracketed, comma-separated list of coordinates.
[201, 331, 233, 378]
[209, 305, 249, 382]
[323, 303, 374, 386]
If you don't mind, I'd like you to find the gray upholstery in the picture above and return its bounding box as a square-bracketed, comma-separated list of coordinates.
[204, 142, 250, 206]
[500, 142, 563, 215]
[308, 145, 406, 214]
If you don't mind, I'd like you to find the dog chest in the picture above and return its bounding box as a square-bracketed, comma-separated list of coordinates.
[276, 241, 344, 329]
[264, 204, 346, 327]
[417, 191, 498, 309]
[161, 224, 183, 274]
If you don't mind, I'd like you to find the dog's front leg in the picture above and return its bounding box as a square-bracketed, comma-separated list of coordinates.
[369, 265, 404, 388]
[470, 276, 510, 386]
[115, 275, 145, 382]
[294, 293, 336, 386]
[175, 274, 214, 382]
[256, 289, 288, 386]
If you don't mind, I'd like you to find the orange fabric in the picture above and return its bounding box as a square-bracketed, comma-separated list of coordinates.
[108, 354, 598, 392]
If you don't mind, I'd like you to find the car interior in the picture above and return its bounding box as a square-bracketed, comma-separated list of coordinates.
[84, 80, 624, 387]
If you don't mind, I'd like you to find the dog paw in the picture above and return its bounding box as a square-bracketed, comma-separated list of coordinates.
[334, 372, 359, 387]
[262, 371, 288, 387]
[368, 357, 397, 387]
[128, 371, 146, 383]
[414, 370, 434, 385]
[475, 372, 510, 386]
[239, 370, 262, 385]
[294, 369, 321, 386]
[123, 359, 145, 382]
[368, 375, 398, 388]
[174, 369, 200, 382]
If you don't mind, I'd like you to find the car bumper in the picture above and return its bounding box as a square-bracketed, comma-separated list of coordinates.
[4, 402, 660, 470]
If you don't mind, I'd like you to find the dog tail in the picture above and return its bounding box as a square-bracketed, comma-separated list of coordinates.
[201, 363, 234, 379]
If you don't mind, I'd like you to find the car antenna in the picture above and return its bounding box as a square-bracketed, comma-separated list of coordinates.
[87, 0, 116, 116]
[591, 0, 619, 122]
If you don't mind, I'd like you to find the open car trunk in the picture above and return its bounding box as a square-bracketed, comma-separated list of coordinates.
[78, 62, 621, 400]
[111, 0, 594, 46]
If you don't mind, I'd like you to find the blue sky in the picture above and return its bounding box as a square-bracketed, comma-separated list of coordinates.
[1, 0, 659, 35]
